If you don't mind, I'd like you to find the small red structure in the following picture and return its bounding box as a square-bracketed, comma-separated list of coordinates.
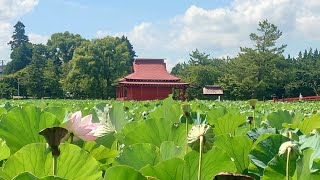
[116, 58, 189, 101]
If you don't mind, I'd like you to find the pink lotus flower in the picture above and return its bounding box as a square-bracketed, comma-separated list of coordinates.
[64, 111, 107, 141]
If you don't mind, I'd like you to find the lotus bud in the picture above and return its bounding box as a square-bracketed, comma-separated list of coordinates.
[187, 124, 214, 153]
[181, 103, 191, 118]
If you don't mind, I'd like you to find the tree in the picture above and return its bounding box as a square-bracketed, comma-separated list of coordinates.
[5, 21, 32, 74]
[188, 49, 211, 66]
[43, 59, 63, 98]
[171, 50, 227, 99]
[219, 20, 288, 99]
[8, 21, 29, 50]
[121, 35, 136, 66]
[47, 32, 86, 63]
[21, 44, 47, 98]
[243, 19, 287, 54]
[63, 36, 132, 99]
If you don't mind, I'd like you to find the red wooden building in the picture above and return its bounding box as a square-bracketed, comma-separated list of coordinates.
[116, 58, 189, 100]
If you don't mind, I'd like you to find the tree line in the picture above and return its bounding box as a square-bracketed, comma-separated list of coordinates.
[2, 20, 319, 100]
[172, 20, 320, 100]
[0, 21, 135, 99]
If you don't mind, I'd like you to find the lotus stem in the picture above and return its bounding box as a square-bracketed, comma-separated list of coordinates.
[286, 147, 291, 180]
[185, 118, 188, 154]
[198, 135, 203, 180]
[53, 155, 58, 176]
[70, 133, 74, 144]
[253, 109, 256, 128]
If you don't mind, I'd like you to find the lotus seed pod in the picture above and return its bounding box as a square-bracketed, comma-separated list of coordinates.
[187, 124, 214, 153]
[181, 104, 191, 117]
[248, 99, 258, 109]
[310, 129, 320, 135]
[278, 141, 300, 158]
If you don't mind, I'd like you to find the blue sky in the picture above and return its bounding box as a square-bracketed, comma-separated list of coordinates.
[1, 0, 320, 70]
[19, 0, 232, 37]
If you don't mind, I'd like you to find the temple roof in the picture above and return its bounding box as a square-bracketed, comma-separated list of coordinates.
[119, 81, 189, 86]
[124, 58, 181, 81]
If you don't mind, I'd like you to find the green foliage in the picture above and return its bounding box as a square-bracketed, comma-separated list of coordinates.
[0, 106, 59, 153]
[215, 135, 253, 173]
[0, 99, 318, 179]
[63, 37, 132, 98]
[1, 143, 102, 179]
[211, 113, 246, 136]
[267, 110, 294, 129]
[249, 134, 291, 176]
[159, 141, 184, 161]
[140, 158, 185, 179]
[184, 147, 237, 180]
[0, 138, 10, 162]
[114, 143, 160, 170]
[104, 165, 147, 180]
[122, 117, 186, 148]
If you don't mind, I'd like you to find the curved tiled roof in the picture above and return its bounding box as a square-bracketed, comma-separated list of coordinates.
[124, 58, 181, 81]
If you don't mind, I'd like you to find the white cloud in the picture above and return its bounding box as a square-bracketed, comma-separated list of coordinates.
[109, 0, 320, 70]
[0, 0, 39, 62]
[0, 0, 39, 21]
[28, 33, 49, 44]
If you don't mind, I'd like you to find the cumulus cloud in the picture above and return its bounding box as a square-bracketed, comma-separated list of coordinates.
[28, 33, 49, 44]
[109, 0, 320, 70]
[0, 0, 39, 61]
[0, 0, 39, 21]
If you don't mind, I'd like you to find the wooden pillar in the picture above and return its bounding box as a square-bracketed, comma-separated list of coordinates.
[122, 86, 125, 98]
[140, 86, 142, 100]
[178, 87, 181, 100]
[156, 86, 159, 99]
[116, 87, 119, 98]
[182, 87, 186, 101]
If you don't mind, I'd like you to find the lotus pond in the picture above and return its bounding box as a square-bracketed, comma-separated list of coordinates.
[0, 97, 319, 179]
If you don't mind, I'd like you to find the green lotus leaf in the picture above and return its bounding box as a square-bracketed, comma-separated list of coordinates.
[296, 148, 320, 180]
[114, 143, 160, 170]
[206, 106, 227, 126]
[297, 114, 320, 135]
[248, 134, 290, 176]
[109, 102, 128, 133]
[0, 138, 10, 162]
[122, 117, 186, 148]
[160, 141, 184, 161]
[0, 106, 60, 153]
[140, 158, 185, 179]
[13, 172, 66, 179]
[247, 127, 277, 142]
[1, 143, 102, 179]
[82, 141, 119, 163]
[148, 97, 181, 124]
[104, 165, 147, 180]
[43, 106, 69, 124]
[215, 135, 253, 173]
[211, 113, 246, 136]
[184, 147, 236, 180]
[267, 110, 294, 130]
[261, 153, 296, 180]
[300, 134, 320, 172]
